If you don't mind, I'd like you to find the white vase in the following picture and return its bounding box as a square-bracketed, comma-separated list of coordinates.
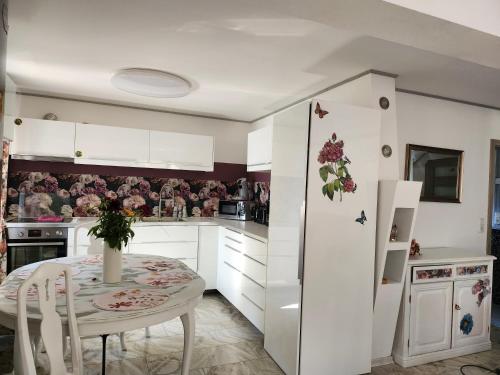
[103, 243, 122, 283]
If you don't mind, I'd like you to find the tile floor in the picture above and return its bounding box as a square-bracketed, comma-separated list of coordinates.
[6, 293, 500, 374]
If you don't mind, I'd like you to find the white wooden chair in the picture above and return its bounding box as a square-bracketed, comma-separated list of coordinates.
[17, 263, 83, 375]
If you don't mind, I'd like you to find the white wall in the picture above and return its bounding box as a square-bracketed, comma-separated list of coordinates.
[12, 94, 251, 164]
[397, 92, 500, 251]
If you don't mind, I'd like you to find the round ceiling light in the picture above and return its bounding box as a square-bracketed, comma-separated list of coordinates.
[111, 68, 192, 98]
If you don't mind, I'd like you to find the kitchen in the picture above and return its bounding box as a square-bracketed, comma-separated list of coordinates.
[1, 1, 500, 375]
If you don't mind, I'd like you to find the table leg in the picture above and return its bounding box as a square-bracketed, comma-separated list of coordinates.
[180, 309, 195, 375]
[101, 334, 109, 375]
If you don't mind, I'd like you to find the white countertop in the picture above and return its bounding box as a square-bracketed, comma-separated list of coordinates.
[6, 217, 269, 241]
[408, 247, 496, 266]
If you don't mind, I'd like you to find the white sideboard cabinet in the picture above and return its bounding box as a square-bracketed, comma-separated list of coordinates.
[393, 248, 496, 367]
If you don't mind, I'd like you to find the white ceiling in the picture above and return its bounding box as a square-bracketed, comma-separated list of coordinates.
[7, 0, 500, 122]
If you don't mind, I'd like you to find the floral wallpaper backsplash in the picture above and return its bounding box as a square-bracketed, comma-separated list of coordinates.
[6, 172, 270, 218]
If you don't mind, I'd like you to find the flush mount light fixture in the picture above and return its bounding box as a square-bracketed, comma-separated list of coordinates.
[111, 68, 192, 98]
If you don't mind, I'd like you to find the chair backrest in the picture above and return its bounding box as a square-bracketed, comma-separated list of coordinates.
[17, 263, 82, 375]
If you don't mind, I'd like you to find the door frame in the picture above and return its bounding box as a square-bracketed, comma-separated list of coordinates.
[486, 139, 500, 255]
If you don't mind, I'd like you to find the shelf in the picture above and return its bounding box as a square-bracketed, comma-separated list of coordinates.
[390, 208, 415, 243]
[382, 250, 407, 284]
[387, 241, 410, 251]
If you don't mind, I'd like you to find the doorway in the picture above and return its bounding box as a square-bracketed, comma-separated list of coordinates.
[487, 140, 500, 327]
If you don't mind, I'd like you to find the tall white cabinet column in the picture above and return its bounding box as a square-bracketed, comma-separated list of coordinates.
[265, 100, 381, 375]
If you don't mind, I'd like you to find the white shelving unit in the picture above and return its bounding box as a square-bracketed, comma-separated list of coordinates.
[372, 180, 422, 364]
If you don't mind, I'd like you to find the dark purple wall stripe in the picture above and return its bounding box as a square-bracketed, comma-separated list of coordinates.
[9, 159, 248, 182]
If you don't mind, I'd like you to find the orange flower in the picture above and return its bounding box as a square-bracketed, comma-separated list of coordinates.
[122, 208, 135, 217]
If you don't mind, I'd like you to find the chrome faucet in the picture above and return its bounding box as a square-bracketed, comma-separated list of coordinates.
[158, 184, 169, 220]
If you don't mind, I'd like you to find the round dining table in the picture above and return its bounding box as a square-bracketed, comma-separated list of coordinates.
[0, 254, 205, 375]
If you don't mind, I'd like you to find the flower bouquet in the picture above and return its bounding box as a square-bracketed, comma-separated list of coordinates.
[88, 199, 149, 283]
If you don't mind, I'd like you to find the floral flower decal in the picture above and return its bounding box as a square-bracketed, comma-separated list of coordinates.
[460, 313, 474, 335]
[318, 132, 356, 201]
[472, 278, 491, 307]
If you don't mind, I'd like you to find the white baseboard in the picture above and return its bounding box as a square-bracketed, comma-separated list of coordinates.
[393, 341, 492, 367]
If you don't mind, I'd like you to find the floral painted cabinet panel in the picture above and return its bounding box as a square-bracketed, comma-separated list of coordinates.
[452, 279, 491, 349]
[409, 282, 453, 356]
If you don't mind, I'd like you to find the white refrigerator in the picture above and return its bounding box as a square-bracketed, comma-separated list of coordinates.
[264, 99, 381, 374]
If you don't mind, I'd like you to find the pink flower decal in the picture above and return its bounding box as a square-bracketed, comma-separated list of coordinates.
[318, 132, 356, 201]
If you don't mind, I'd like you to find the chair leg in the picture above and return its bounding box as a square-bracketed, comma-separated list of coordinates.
[180, 309, 195, 375]
[145, 326, 151, 338]
[119, 332, 127, 351]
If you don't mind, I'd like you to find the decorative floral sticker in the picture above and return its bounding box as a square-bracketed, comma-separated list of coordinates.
[472, 278, 491, 307]
[318, 132, 356, 201]
[460, 313, 474, 335]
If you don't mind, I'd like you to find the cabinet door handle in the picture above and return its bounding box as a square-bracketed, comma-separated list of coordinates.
[75, 150, 83, 157]
[14, 118, 22, 126]
[454, 304, 461, 310]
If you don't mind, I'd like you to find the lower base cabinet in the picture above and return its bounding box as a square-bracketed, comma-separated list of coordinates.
[217, 227, 268, 332]
[394, 259, 494, 367]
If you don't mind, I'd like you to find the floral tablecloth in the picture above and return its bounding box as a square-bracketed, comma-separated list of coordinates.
[0, 254, 205, 326]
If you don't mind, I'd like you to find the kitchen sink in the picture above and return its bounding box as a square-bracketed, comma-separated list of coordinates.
[141, 217, 186, 222]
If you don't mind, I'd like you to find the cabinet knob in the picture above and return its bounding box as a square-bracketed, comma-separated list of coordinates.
[75, 150, 83, 157]
[14, 118, 22, 126]
[454, 304, 461, 310]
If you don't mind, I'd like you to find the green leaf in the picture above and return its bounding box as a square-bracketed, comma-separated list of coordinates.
[322, 184, 328, 196]
[319, 166, 329, 182]
[337, 167, 344, 177]
[327, 165, 335, 174]
[326, 182, 335, 200]
[334, 179, 341, 191]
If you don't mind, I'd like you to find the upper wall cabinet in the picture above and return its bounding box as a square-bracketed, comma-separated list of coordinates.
[74, 123, 150, 167]
[247, 126, 272, 171]
[8, 116, 76, 159]
[149, 130, 214, 171]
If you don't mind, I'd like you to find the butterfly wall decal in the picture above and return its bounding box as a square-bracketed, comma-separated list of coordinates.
[355, 210, 367, 225]
[314, 102, 329, 119]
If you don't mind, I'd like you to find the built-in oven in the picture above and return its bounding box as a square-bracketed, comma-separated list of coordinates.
[6, 227, 68, 274]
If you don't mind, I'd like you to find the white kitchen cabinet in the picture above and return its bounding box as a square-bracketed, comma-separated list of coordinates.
[409, 282, 453, 356]
[75, 123, 149, 167]
[453, 279, 491, 348]
[127, 225, 199, 273]
[247, 126, 272, 171]
[197, 226, 219, 289]
[149, 130, 214, 171]
[217, 226, 268, 332]
[393, 249, 495, 368]
[9, 116, 76, 159]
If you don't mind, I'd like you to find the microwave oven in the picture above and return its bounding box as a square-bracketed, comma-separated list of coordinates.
[218, 200, 255, 221]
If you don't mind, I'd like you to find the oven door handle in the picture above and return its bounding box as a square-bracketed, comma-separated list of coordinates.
[7, 242, 66, 247]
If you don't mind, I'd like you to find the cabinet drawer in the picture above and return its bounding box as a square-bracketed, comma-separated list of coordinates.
[455, 263, 489, 279]
[132, 226, 198, 243]
[223, 228, 244, 246]
[240, 292, 265, 332]
[243, 235, 267, 265]
[242, 274, 266, 309]
[179, 258, 197, 272]
[129, 242, 198, 259]
[222, 243, 243, 270]
[242, 255, 266, 287]
[412, 265, 454, 283]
